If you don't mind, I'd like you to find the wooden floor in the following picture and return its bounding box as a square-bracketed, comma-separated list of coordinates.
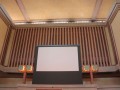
[0, 84, 120, 90]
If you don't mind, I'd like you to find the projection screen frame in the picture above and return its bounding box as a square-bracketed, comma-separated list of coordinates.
[32, 45, 83, 84]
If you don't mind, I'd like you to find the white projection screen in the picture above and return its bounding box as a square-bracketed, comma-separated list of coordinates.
[36, 47, 79, 71]
[32, 45, 83, 84]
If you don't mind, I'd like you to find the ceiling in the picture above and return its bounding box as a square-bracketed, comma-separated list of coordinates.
[0, 0, 116, 23]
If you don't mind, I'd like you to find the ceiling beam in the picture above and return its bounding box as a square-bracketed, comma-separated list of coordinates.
[16, 0, 30, 22]
[92, 0, 103, 20]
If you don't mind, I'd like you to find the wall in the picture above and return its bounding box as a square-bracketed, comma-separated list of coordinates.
[105, 27, 116, 65]
[0, 78, 120, 85]
[7, 26, 113, 67]
[111, 10, 120, 64]
[0, 17, 8, 64]
[4, 29, 15, 66]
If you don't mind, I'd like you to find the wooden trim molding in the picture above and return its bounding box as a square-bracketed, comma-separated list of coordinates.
[0, 4, 14, 27]
[0, 26, 12, 65]
[107, 3, 120, 24]
[0, 65, 18, 73]
[107, 23, 120, 65]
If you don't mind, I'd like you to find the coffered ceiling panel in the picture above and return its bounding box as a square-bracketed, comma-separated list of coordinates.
[97, 0, 116, 19]
[0, 0, 117, 23]
[22, 0, 96, 20]
[0, 0, 25, 21]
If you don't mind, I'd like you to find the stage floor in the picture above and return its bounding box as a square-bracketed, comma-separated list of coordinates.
[0, 84, 120, 90]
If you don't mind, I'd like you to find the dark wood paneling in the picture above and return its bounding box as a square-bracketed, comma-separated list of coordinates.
[8, 26, 113, 67]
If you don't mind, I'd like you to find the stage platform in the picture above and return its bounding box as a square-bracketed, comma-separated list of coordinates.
[0, 84, 120, 90]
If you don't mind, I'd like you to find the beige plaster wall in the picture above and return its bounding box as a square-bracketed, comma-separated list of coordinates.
[0, 17, 7, 58]
[105, 27, 116, 65]
[111, 10, 120, 64]
[4, 29, 15, 66]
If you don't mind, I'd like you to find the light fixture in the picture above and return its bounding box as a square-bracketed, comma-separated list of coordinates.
[26, 65, 33, 73]
[18, 65, 26, 72]
[91, 65, 99, 72]
[82, 65, 99, 84]
[18, 65, 33, 84]
[82, 65, 90, 72]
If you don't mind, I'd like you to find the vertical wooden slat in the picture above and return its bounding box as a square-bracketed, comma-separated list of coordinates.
[47, 28, 49, 45]
[7, 29, 15, 66]
[64, 27, 67, 45]
[21, 29, 28, 65]
[95, 27, 104, 66]
[21, 29, 29, 66]
[38, 28, 40, 45]
[25, 28, 31, 65]
[59, 28, 61, 45]
[54, 27, 56, 45]
[57, 28, 59, 45]
[98, 27, 106, 66]
[48, 28, 50, 45]
[78, 27, 83, 65]
[50, 28, 53, 45]
[32, 28, 37, 65]
[99, 27, 109, 66]
[10, 29, 18, 66]
[8, 29, 17, 67]
[76, 27, 79, 45]
[52, 27, 54, 45]
[103, 27, 112, 65]
[17, 29, 23, 66]
[44, 28, 48, 45]
[86, 27, 92, 65]
[70, 27, 73, 45]
[42, 28, 45, 45]
[29, 28, 34, 65]
[92, 27, 100, 66]
[89, 27, 96, 65]
[41, 28, 43, 45]
[23, 28, 29, 66]
[72, 27, 75, 44]
[39, 28, 42, 45]
[84, 27, 89, 65]
[67, 27, 70, 45]
[28, 28, 34, 65]
[23, 29, 28, 66]
[16, 29, 24, 66]
[31, 28, 38, 65]
[62, 28, 64, 45]
[82, 27, 86, 65]
[13, 29, 24, 67]
[73, 27, 76, 45]
[14, 30, 23, 67]
[36, 28, 39, 45]
[56, 28, 58, 45]
[27, 28, 33, 65]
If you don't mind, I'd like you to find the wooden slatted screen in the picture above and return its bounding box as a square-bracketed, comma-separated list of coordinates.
[8, 26, 112, 67]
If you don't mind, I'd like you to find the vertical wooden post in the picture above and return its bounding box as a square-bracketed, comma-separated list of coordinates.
[90, 66, 94, 84]
[23, 71, 27, 84]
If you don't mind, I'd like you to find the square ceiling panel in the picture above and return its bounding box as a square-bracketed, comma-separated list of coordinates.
[22, 0, 96, 20]
[97, 0, 116, 19]
[0, 0, 25, 21]
[0, 0, 117, 23]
